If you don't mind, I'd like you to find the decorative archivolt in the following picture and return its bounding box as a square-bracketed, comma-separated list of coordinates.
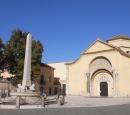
[89, 57, 112, 75]
[98, 75, 109, 82]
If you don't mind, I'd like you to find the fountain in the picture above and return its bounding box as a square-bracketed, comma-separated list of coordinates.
[10, 33, 43, 108]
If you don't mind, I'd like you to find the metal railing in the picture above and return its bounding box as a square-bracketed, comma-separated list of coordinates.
[54, 81, 60, 85]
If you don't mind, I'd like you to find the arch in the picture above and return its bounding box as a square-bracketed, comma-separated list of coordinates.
[91, 71, 113, 96]
[89, 56, 112, 67]
[89, 56, 112, 76]
[91, 69, 113, 81]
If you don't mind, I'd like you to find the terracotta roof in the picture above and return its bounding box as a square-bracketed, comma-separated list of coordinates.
[40, 63, 55, 69]
[107, 34, 130, 42]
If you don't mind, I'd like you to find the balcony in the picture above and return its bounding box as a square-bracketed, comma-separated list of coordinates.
[54, 77, 60, 85]
[54, 81, 60, 85]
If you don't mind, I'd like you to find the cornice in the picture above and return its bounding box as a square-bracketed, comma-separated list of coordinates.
[82, 49, 116, 55]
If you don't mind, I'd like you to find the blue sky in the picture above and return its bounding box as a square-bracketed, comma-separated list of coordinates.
[0, 0, 130, 63]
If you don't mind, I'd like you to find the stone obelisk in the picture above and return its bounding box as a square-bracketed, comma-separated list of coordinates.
[22, 33, 32, 87]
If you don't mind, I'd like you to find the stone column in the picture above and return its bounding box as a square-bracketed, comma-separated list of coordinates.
[112, 69, 116, 96]
[115, 73, 118, 96]
[16, 96, 20, 109]
[86, 72, 90, 96]
[115, 73, 118, 82]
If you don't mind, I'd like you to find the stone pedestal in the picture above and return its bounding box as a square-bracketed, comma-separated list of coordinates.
[10, 92, 42, 109]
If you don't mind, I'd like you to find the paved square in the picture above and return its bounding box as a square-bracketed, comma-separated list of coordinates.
[1, 96, 130, 115]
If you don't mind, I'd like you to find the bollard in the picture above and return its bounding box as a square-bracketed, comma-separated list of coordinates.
[0, 90, 2, 95]
[41, 96, 45, 108]
[43, 93, 47, 99]
[16, 96, 20, 109]
[5, 90, 8, 97]
[62, 95, 65, 104]
[0, 92, 2, 98]
[0, 92, 2, 103]
[58, 95, 61, 106]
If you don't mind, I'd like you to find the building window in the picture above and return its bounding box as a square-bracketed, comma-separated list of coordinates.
[40, 75, 45, 84]
[49, 87, 51, 95]
[49, 76, 51, 82]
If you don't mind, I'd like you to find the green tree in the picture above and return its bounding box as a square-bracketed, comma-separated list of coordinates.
[0, 38, 4, 71]
[4, 29, 44, 79]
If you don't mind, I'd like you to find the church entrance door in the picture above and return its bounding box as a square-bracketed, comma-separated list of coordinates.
[100, 82, 108, 96]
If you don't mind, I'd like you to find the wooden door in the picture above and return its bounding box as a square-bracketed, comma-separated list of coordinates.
[100, 82, 108, 96]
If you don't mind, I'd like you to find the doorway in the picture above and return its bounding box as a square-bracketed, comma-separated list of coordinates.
[54, 87, 58, 94]
[62, 84, 66, 94]
[100, 82, 108, 96]
[49, 87, 51, 95]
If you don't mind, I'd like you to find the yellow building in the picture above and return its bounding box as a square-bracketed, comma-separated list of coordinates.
[66, 35, 130, 97]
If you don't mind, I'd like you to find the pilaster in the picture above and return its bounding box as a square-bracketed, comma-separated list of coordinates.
[86, 72, 90, 96]
[112, 69, 116, 96]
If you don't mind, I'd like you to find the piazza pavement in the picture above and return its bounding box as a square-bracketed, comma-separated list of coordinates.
[1, 95, 130, 115]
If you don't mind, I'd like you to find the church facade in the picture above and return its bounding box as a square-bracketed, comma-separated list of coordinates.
[66, 35, 130, 97]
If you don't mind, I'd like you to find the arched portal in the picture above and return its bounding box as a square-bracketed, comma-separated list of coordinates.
[86, 56, 116, 97]
[91, 70, 113, 96]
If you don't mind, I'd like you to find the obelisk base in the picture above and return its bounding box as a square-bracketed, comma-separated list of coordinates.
[22, 80, 31, 87]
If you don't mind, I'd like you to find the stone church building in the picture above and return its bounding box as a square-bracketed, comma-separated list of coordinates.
[66, 35, 130, 97]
